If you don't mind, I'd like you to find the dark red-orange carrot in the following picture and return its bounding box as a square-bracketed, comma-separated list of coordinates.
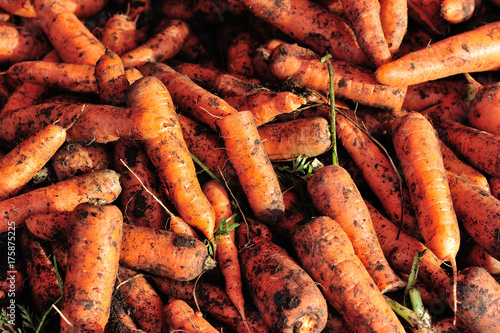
[126, 75, 216, 245]
[489, 176, 500, 200]
[292, 216, 406, 333]
[60, 203, 123, 332]
[0, 168, 122, 234]
[0, 21, 51, 64]
[307, 164, 406, 293]
[271, 188, 310, 244]
[164, 298, 219, 333]
[226, 31, 260, 77]
[107, 294, 144, 333]
[95, 48, 129, 105]
[460, 242, 500, 275]
[24, 211, 71, 241]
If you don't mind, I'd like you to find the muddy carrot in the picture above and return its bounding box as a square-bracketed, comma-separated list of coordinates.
[380, 0, 408, 55]
[98, 14, 146, 56]
[164, 298, 219, 333]
[460, 242, 500, 275]
[24, 211, 71, 241]
[95, 48, 129, 105]
[0, 21, 51, 64]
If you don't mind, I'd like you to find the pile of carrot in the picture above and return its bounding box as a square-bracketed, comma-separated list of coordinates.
[1, 0, 500, 332]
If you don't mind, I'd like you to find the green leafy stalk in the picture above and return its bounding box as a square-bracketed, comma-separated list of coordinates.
[214, 213, 240, 243]
[190, 152, 221, 183]
[320, 53, 337, 166]
[384, 296, 423, 329]
[404, 250, 425, 307]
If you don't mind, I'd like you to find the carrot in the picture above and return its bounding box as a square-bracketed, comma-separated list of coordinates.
[239, 0, 370, 66]
[271, 188, 310, 243]
[437, 118, 500, 178]
[169, 215, 200, 238]
[0, 168, 122, 234]
[0, 123, 67, 201]
[292, 216, 406, 333]
[158, 0, 245, 26]
[441, 0, 476, 23]
[0, 21, 51, 64]
[121, 19, 190, 68]
[468, 81, 500, 137]
[489, 176, 500, 200]
[24, 211, 71, 241]
[460, 242, 500, 275]
[406, 0, 450, 36]
[307, 164, 406, 293]
[0, 0, 35, 17]
[52, 141, 112, 181]
[432, 317, 473, 333]
[19, 230, 62, 312]
[107, 293, 144, 333]
[164, 298, 219, 333]
[447, 267, 500, 332]
[238, 232, 328, 333]
[126, 76, 216, 245]
[268, 42, 407, 111]
[226, 31, 260, 77]
[379, 0, 408, 55]
[113, 138, 169, 230]
[57, 0, 108, 19]
[374, 21, 500, 86]
[120, 224, 216, 281]
[97, 14, 146, 56]
[116, 266, 166, 332]
[33, 0, 106, 65]
[60, 203, 123, 332]
[216, 111, 285, 225]
[314, 0, 344, 15]
[95, 48, 129, 105]
[51, 240, 68, 272]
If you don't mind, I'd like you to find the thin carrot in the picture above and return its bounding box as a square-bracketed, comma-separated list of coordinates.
[0, 21, 51, 64]
[379, 0, 408, 55]
[95, 48, 129, 105]
[0, 168, 122, 233]
[164, 298, 219, 333]
[60, 203, 123, 332]
[126, 75, 216, 245]
[292, 215, 406, 333]
[374, 21, 500, 86]
[307, 164, 406, 293]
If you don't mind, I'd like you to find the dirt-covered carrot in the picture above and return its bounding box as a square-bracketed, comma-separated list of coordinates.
[95, 48, 129, 105]
[490, 176, 500, 200]
[164, 298, 219, 333]
[379, 0, 407, 55]
[24, 211, 71, 241]
[158, 0, 245, 26]
[307, 164, 406, 293]
[468, 81, 500, 137]
[239, 0, 369, 66]
[0, 0, 35, 17]
[292, 216, 406, 333]
[268, 43, 407, 111]
[226, 31, 260, 77]
[460, 242, 500, 275]
[97, 14, 146, 56]
[374, 21, 500, 86]
[0, 21, 51, 64]
[33, 0, 106, 65]
[216, 111, 285, 225]
[120, 224, 216, 281]
[0, 123, 67, 200]
[126, 75, 216, 245]
[107, 293, 144, 333]
[169, 215, 200, 238]
[441, 0, 476, 23]
[0, 168, 122, 233]
[121, 19, 190, 68]
[431, 317, 473, 333]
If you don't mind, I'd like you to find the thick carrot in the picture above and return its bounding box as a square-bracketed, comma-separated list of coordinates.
[216, 111, 285, 225]
[0, 0, 35, 17]
[164, 298, 219, 333]
[95, 48, 129, 105]
[239, 0, 370, 66]
[468, 81, 500, 137]
[120, 224, 216, 281]
[437, 118, 500, 178]
[441, 0, 476, 23]
[0, 123, 67, 200]
[238, 233, 328, 333]
[490, 176, 500, 200]
[24, 211, 71, 241]
[374, 21, 500, 86]
[0, 168, 122, 233]
[126, 75, 216, 245]
[307, 164, 406, 293]
[98, 14, 146, 56]
[379, 0, 408, 55]
[460, 242, 500, 275]
[292, 216, 406, 333]
[121, 19, 190, 68]
[33, 0, 106, 65]
[268, 43, 407, 111]
[60, 203, 123, 332]
[0, 21, 51, 64]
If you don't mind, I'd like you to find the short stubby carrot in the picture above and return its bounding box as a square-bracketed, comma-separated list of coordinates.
[292, 216, 406, 333]
[216, 111, 285, 225]
[307, 164, 406, 293]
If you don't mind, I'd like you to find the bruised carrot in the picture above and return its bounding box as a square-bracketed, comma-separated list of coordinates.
[120, 224, 216, 281]
[126, 75, 216, 245]
[292, 216, 406, 333]
[121, 19, 190, 68]
[98, 14, 146, 56]
[164, 298, 219, 333]
[0, 123, 67, 200]
[460, 242, 500, 275]
[60, 203, 123, 332]
[441, 0, 475, 23]
[216, 111, 285, 225]
[307, 164, 406, 293]
[33, 0, 106, 65]
[0, 21, 51, 64]
[379, 0, 408, 55]
[374, 21, 500, 86]
[0, 168, 122, 233]
[95, 48, 129, 105]
[268, 43, 407, 111]
[24, 211, 71, 241]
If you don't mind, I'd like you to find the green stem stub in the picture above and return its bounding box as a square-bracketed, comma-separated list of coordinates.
[320, 53, 337, 166]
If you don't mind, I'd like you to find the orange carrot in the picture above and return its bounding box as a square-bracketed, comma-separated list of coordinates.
[226, 31, 260, 77]
[158, 0, 245, 26]
[468, 81, 500, 137]
[307, 164, 406, 293]
[432, 317, 473, 333]
[216, 111, 285, 225]
[33, 0, 106, 65]
[375, 21, 500, 86]
[95, 48, 129, 105]
[292, 216, 406, 333]
[164, 298, 219, 333]
[0, 123, 67, 200]
[460, 242, 500, 275]
[0, 168, 122, 233]
[97, 14, 146, 56]
[0, 21, 51, 64]
[0, 0, 35, 17]
[489, 176, 500, 200]
[107, 294, 144, 333]
[379, 0, 408, 55]
[60, 203, 123, 332]
[169, 215, 200, 238]
[126, 75, 216, 245]
[441, 0, 476, 23]
[24, 211, 71, 241]
[120, 224, 216, 281]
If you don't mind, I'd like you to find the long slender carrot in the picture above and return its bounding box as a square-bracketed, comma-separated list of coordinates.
[375, 21, 500, 86]
[307, 164, 406, 293]
[292, 216, 406, 333]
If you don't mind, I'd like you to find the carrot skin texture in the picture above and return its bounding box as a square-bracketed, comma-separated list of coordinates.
[216, 111, 285, 225]
[24, 211, 71, 241]
[374, 21, 500, 86]
[164, 298, 219, 333]
[99, 14, 145, 56]
[379, 0, 408, 55]
[60, 203, 123, 332]
[460, 242, 500, 275]
[95, 48, 129, 105]
[120, 224, 215, 281]
[307, 164, 406, 293]
[468, 82, 500, 137]
[0, 21, 51, 64]
[292, 216, 406, 333]
[0, 169, 122, 233]
[441, 0, 475, 24]
[0, 123, 66, 200]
